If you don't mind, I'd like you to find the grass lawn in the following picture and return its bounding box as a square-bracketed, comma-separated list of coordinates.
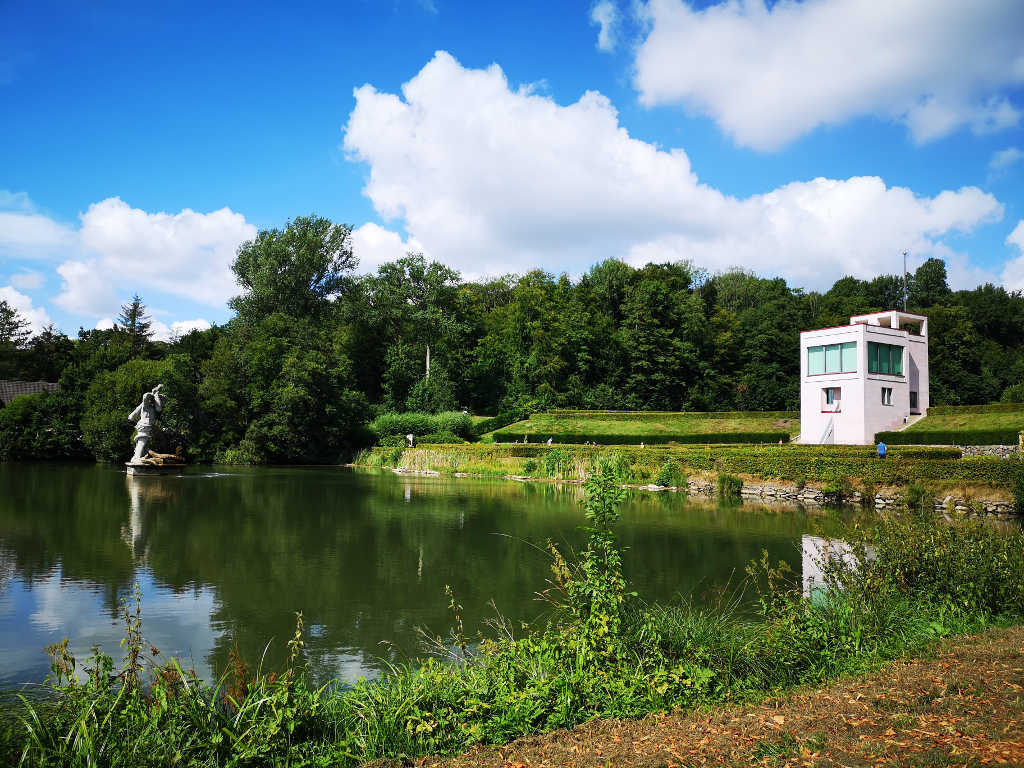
[484, 410, 799, 441]
[904, 403, 1024, 434]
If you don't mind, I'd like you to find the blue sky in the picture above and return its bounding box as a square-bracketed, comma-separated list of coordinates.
[2, 0, 1023, 337]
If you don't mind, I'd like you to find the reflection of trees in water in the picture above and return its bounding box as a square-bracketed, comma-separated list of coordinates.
[0, 466, 854, 685]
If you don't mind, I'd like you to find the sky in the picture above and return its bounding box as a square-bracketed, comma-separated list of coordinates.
[2, 0, 1023, 339]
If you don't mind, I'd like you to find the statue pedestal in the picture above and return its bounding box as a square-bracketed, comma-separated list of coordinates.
[125, 462, 185, 476]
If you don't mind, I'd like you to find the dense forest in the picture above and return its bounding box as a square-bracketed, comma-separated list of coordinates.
[1, 215, 1023, 464]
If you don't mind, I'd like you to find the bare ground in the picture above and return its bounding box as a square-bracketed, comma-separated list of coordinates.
[380, 626, 1024, 768]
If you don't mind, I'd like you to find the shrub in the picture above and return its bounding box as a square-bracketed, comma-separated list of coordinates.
[543, 447, 572, 477]
[370, 411, 474, 441]
[405, 371, 457, 413]
[472, 410, 527, 436]
[655, 458, 685, 488]
[377, 434, 407, 448]
[523, 459, 538, 474]
[904, 481, 932, 512]
[716, 472, 742, 499]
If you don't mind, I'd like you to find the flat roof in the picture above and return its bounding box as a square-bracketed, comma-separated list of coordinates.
[849, 310, 928, 320]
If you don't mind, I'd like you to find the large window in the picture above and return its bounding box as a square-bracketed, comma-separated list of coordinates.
[807, 341, 857, 375]
[868, 342, 903, 375]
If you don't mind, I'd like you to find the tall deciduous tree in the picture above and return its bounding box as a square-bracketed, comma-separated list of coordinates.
[230, 215, 356, 320]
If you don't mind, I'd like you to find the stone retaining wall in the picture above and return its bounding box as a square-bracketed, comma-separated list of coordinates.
[957, 444, 1021, 459]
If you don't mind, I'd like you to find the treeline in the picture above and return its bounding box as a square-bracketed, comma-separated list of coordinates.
[1, 214, 1023, 463]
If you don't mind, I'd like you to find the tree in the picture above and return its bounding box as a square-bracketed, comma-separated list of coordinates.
[116, 294, 153, 358]
[230, 215, 356, 320]
[0, 299, 31, 348]
[909, 257, 951, 308]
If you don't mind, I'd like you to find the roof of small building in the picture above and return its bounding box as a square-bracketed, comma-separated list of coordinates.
[0, 380, 60, 406]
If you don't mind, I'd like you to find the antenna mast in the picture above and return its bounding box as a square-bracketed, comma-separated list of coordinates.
[902, 250, 908, 311]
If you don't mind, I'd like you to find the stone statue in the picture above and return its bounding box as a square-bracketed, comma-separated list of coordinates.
[128, 385, 166, 464]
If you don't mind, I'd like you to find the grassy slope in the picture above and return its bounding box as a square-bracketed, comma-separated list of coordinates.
[904, 403, 1024, 434]
[485, 410, 800, 441]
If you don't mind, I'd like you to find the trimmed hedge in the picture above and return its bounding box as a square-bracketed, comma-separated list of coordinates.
[927, 403, 1024, 415]
[369, 411, 474, 440]
[538, 409, 798, 421]
[876, 429, 1022, 446]
[490, 430, 792, 445]
[472, 410, 527, 436]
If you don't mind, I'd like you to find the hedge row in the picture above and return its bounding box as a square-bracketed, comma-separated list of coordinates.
[490, 431, 792, 445]
[876, 429, 1022, 446]
[538, 409, 798, 421]
[472, 411, 527, 436]
[370, 411, 474, 440]
[928, 403, 1024, 415]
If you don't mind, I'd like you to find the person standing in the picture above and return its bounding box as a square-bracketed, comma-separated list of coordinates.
[876, 440, 887, 459]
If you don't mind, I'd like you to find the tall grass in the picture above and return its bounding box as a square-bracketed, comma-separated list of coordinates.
[4, 474, 1022, 767]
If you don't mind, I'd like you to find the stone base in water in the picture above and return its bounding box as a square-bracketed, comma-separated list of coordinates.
[125, 462, 185, 476]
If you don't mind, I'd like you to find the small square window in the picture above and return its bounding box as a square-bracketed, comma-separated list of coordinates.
[881, 387, 893, 406]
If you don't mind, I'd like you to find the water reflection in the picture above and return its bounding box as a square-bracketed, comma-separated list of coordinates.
[0, 464, 855, 688]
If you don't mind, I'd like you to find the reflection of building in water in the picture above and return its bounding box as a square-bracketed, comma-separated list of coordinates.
[122, 474, 179, 560]
[801, 535, 860, 597]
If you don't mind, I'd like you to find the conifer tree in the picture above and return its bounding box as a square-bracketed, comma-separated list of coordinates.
[116, 294, 153, 357]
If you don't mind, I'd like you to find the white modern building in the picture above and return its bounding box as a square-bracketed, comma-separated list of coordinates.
[799, 310, 928, 445]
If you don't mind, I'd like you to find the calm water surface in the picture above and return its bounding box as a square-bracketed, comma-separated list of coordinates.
[0, 464, 853, 688]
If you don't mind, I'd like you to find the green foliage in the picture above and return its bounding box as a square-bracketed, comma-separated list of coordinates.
[904, 482, 933, 512]
[0, 392, 86, 461]
[716, 472, 742, 498]
[405, 371, 457, 413]
[654, 458, 686, 487]
[1013, 467, 1024, 512]
[416, 431, 464, 444]
[369, 411, 474, 441]
[542, 447, 572, 477]
[230, 214, 356, 321]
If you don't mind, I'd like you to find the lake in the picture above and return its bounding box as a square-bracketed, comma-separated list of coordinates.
[0, 463, 852, 689]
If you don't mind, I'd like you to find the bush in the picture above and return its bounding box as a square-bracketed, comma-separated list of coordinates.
[716, 472, 742, 498]
[405, 371, 457, 414]
[370, 411, 474, 441]
[472, 410, 527, 436]
[523, 459, 537, 474]
[543, 447, 572, 477]
[377, 434, 407, 448]
[1013, 467, 1024, 513]
[0, 391, 86, 461]
[655, 458, 685, 488]
[904, 481, 933, 512]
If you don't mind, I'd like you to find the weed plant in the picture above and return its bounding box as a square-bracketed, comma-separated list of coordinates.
[4, 467, 1023, 767]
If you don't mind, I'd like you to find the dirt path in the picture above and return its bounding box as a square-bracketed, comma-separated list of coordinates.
[400, 626, 1024, 768]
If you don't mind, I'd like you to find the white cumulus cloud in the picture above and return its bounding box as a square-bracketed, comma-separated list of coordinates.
[632, 0, 1024, 150]
[343, 51, 1004, 290]
[0, 285, 52, 333]
[1003, 220, 1024, 291]
[71, 198, 256, 312]
[351, 222, 427, 274]
[590, 0, 620, 52]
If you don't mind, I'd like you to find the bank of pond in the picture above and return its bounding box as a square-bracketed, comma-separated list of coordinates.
[0, 462, 1022, 767]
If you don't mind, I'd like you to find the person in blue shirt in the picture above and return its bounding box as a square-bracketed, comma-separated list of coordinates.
[877, 441, 887, 459]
